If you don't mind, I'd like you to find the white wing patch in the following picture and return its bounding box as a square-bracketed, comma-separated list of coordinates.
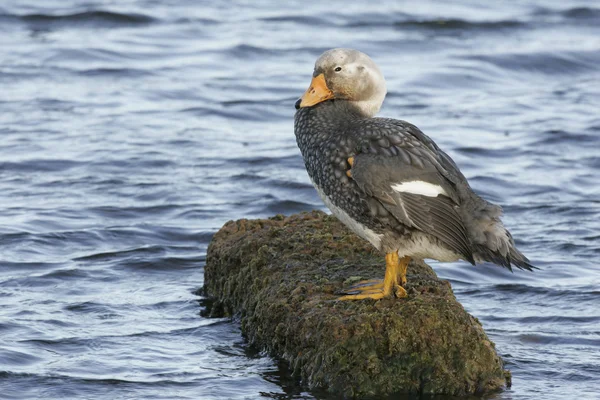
[391, 181, 447, 197]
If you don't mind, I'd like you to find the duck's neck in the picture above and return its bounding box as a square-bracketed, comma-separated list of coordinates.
[309, 99, 375, 120]
[349, 98, 383, 118]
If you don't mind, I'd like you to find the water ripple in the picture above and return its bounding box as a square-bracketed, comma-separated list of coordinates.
[0, 10, 156, 28]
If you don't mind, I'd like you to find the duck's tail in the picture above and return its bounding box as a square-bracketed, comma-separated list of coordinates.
[465, 200, 536, 272]
[473, 240, 536, 272]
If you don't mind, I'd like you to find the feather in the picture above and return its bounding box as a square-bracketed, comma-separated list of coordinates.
[400, 193, 474, 263]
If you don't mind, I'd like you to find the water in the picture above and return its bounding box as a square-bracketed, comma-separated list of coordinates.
[1, 0, 599, 398]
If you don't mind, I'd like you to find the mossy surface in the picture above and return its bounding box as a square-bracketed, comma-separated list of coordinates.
[204, 211, 508, 398]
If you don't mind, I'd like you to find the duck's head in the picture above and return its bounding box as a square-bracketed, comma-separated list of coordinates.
[295, 48, 387, 118]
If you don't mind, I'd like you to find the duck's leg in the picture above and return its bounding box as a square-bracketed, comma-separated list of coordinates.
[398, 255, 410, 286]
[345, 279, 384, 292]
[390, 254, 408, 298]
[337, 253, 407, 300]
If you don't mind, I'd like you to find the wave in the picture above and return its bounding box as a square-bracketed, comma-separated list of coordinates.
[394, 18, 525, 31]
[535, 6, 600, 20]
[258, 14, 329, 26]
[0, 10, 155, 28]
[260, 11, 526, 32]
[463, 50, 600, 76]
[0, 159, 83, 173]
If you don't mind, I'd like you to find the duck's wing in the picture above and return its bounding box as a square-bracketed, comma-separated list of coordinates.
[351, 120, 475, 263]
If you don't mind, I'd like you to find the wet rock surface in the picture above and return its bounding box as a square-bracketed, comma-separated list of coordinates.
[203, 211, 509, 397]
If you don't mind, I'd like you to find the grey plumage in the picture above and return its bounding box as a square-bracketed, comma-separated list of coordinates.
[294, 101, 534, 271]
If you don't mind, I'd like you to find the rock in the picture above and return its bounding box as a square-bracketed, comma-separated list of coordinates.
[203, 211, 510, 398]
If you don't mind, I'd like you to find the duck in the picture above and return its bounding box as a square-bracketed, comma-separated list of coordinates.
[294, 48, 535, 300]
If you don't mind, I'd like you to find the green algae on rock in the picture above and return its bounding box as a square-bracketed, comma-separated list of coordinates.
[203, 211, 510, 397]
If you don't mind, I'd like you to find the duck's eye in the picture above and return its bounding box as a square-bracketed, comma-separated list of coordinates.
[334, 67, 342, 72]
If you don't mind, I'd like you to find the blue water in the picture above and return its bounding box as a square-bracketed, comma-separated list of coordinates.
[1, 0, 599, 399]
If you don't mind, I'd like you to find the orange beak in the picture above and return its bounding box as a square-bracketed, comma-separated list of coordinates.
[297, 73, 334, 108]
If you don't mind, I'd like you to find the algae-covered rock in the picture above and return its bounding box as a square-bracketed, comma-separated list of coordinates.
[203, 211, 509, 397]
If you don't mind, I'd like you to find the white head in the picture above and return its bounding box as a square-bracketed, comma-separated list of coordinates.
[296, 48, 387, 117]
